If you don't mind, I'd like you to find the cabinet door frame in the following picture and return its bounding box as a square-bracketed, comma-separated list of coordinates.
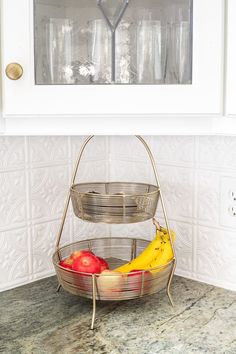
[226, 0, 236, 116]
[1, 0, 224, 122]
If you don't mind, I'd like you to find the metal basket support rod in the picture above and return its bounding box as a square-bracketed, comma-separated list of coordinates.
[136, 136, 176, 258]
[91, 275, 97, 330]
[55, 135, 94, 250]
[136, 136, 176, 305]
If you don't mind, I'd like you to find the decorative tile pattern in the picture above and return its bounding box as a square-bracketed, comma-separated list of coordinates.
[0, 136, 108, 291]
[72, 216, 109, 242]
[32, 220, 70, 278]
[76, 160, 107, 183]
[69, 136, 86, 162]
[157, 165, 194, 220]
[170, 220, 193, 275]
[0, 228, 29, 290]
[109, 137, 236, 292]
[30, 165, 68, 221]
[0, 171, 27, 229]
[196, 225, 236, 289]
[1, 136, 236, 293]
[153, 136, 195, 167]
[0, 137, 25, 171]
[70, 136, 107, 163]
[110, 136, 153, 162]
[110, 160, 151, 183]
[28, 137, 69, 167]
[110, 220, 153, 240]
[198, 136, 236, 170]
[197, 169, 220, 227]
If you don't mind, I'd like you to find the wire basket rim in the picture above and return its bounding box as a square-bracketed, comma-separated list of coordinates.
[52, 237, 175, 275]
[70, 181, 160, 198]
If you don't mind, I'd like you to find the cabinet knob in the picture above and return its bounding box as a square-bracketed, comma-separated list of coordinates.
[5, 63, 23, 80]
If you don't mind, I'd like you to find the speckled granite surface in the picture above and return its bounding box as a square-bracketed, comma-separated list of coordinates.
[0, 276, 235, 354]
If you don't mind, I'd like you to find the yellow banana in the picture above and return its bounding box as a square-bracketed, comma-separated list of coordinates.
[114, 229, 167, 273]
[147, 235, 174, 272]
[160, 227, 175, 242]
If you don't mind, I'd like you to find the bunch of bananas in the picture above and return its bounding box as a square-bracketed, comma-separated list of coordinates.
[114, 226, 175, 273]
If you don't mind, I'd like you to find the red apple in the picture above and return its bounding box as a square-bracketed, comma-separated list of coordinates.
[72, 253, 101, 274]
[59, 257, 73, 269]
[69, 249, 93, 262]
[96, 257, 109, 271]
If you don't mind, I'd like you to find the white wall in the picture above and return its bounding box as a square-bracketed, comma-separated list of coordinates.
[0, 136, 109, 292]
[0, 136, 236, 292]
[110, 136, 236, 292]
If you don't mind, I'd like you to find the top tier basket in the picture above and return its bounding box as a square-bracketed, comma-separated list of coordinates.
[70, 136, 160, 224]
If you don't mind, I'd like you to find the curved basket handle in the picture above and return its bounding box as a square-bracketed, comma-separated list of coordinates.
[67, 135, 159, 188]
[55, 136, 176, 263]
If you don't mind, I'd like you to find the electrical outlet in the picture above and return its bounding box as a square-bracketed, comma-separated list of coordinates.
[228, 205, 236, 217]
[220, 176, 236, 227]
[229, 190, 236, 202]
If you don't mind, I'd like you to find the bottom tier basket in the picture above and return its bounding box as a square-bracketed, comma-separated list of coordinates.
[53, 237, 175, 302]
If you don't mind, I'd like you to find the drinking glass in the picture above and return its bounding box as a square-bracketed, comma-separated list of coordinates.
[165, 21, 191, 84]
[136, 20, 166, 84]
[87, 19, 111, 83]
[115, 21, 135, 84]
[87, 19, 134, 84]
[44, 18, 78, 84]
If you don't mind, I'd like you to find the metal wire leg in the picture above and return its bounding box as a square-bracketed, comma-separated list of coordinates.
[56, 284, 61, 293]
[91, 275, 97, 330]
[166, 260, 176, 307]
[167, 288, 174, 307]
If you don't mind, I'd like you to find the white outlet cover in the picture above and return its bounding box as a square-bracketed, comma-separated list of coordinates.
[220, 176, 236, 228]
[228, 205, 236, 217]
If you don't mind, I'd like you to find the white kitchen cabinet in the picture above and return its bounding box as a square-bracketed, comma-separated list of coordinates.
[226, 0, 236, 116]
[1, 0, 224, 134]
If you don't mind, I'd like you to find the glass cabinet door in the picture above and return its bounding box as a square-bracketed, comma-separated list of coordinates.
[34, 0, 193, 85]
[2, 0, 223, 124]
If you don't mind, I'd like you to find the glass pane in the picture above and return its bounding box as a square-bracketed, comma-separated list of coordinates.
[34, 0, 193, 85]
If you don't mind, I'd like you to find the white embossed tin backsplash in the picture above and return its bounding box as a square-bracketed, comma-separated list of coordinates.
[0, 136, 236, 292]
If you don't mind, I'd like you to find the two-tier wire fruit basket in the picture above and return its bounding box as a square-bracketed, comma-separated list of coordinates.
[52, 136, 176, 329]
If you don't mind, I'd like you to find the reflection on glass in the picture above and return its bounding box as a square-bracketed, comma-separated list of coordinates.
[175, 21, 191, 84]
[137, 20, 166, 84]
[165, 21, 191, 84]
[45, 18, 76, 84]
[165, 21, 192, 84]
[87, 19, 111, 83]
[87, 19, 135, 84]
[34, 0, 193, 85]
[116, 21, 135, 84]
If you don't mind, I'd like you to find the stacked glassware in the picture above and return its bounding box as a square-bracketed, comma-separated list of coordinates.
[34, 0, 193, 85]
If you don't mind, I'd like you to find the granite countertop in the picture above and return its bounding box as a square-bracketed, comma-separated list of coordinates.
[0, 275, 235, 354]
